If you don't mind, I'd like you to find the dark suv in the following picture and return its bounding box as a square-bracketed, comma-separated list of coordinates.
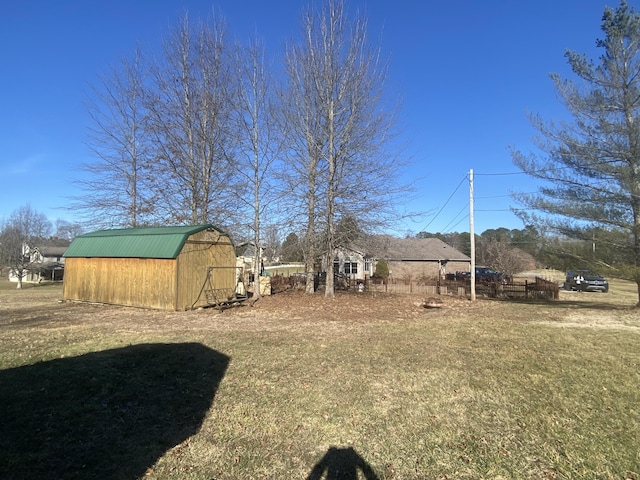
[475, 266, 503, 283]
[565, 270, 609, 292]
[453, 267, 503, 283]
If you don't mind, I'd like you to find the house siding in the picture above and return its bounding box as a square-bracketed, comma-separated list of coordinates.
[332, 249, 372, 282]
[388, 260, 470, 280]
[8, 244, 67, 283]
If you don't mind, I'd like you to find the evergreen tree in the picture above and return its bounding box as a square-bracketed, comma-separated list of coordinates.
[512, 1, 640, 305]
[281, 232, 304, 263]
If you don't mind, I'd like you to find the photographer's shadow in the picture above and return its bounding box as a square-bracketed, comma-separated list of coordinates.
[306, 446, 380, 480]
[0, 342, 229, 480]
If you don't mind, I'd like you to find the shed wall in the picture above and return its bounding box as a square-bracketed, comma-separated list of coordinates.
[63, 257, 178, 310]
[175, 229, 236, 310]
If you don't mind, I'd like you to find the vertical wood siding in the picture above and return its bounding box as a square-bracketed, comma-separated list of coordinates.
[63, 229, 236, 310]
[175, 229, 236, 310]
[63, 257, 177, 309]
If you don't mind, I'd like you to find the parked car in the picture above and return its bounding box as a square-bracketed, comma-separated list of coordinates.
[453, 267, 504, 283]
[475, 266, 503, 283]
[564, 270, 609, 292]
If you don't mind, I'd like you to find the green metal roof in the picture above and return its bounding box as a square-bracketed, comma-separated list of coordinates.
[64, 224, 224, 259]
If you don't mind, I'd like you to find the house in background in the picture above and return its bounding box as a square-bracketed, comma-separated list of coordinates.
[330, 235, 471, 283]
[377, 236, 471, 280]
[330, 246, 375, 283]
[8, 244, 67, 283]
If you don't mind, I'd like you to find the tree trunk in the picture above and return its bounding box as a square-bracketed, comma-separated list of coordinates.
[325, 251, 334, 298]
[305, 235, 316, 294]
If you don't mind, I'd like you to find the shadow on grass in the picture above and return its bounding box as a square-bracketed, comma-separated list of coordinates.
[0, 343, 229, 480]
[306, 446, 380, 480]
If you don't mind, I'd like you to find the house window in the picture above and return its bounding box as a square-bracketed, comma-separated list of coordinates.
[344, 262, 358, 275]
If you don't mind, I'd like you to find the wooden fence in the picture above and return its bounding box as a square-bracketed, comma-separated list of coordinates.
[365, 276, 559, 300]
[269, 274, 560, 300]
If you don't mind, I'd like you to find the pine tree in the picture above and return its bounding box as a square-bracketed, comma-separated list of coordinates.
[512, 1, 640, 305]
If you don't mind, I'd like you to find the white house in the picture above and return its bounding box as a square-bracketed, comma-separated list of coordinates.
[8, 244, 67, 283]
[330, 247, 374, 284]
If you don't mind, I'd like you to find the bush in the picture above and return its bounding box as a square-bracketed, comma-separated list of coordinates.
[374, 259, 389, 279]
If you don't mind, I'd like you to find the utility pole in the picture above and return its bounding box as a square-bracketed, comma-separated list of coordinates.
[469, 169, 476, 301]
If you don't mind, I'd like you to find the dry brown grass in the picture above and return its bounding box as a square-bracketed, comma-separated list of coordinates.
[1, 279, 639, 479]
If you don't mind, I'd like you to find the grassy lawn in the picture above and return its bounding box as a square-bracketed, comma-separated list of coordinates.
[0, 278, 639, 479]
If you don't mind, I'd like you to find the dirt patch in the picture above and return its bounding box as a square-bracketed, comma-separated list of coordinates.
[1, 281, 638, 337]
[0, 284, 485, 335]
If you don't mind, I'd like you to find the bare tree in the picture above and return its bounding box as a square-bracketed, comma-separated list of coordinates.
[281, 14, 325, 294]
[511, 1, 640, 305]
[283, 0, 404, 297]
[53, 219, 84, 243]
[262, 224, 281, 263]
[477, 239, 534, 278]
[145, 13, 235, 226]
[229, 37, 282, 298]
[0, 205, 52, 289]
[76, 46, 154, 229]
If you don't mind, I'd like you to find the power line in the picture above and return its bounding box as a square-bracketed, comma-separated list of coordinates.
[426, 157, 628, 234]
[475, 157, 624, 178]
[418, 173, 468, 233]
[476, 193, 513, 199]
[476, 191, 540, 200]
[475, 171, 524, 176]
[441, 204, 469, 233]
[443, 213, 470, 233]
[419, 163, 597, 234]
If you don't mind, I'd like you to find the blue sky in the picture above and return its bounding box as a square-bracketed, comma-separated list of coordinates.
[0, 0, 620, 235]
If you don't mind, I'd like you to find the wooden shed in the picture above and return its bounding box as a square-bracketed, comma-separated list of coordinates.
[63, 224, 236, 310]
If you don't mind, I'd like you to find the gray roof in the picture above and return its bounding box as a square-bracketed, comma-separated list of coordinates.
[360, 236, 470, 262]
[37, 246, 69, 257]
